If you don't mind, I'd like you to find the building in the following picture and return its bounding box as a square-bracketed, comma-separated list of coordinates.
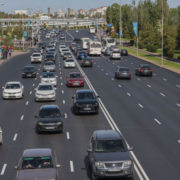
[54, 9, 65, 18]
[67, 8, 77, 17]
[14, 10, 28, 15]
[78, 9, 87, 16]
[48, 7, 50, 16]
[88, 6, 107, 17]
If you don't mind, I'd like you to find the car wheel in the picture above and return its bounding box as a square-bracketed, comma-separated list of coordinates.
[91, 171, 98, 180]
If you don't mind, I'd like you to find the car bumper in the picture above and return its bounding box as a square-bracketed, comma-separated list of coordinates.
[37, 124, 63, 132]
[111, 56, 121, 59]
[3, 93, 23, 99]
[35, 95, 56, 101]
[74, 106, 98, 114]
[116, 74, 131, 79]
[22, 73, 36, 78]
[140, 72, 152, 76]
[67, 82, 84, 87]
[43, 68, 56, 72]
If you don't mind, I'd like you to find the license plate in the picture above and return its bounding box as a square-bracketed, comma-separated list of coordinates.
[108, 168, 121, 172]
[83, 107, 91, 111]
[73, 82, 79, 86]
[45, 127, 55, 129]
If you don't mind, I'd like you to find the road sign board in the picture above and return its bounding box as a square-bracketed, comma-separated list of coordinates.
[24, 31, 28, 37]
[28, 20, 31, 26]
[106, 24, 112, 27]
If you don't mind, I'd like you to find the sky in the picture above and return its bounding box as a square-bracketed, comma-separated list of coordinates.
[0, 0, 180, 14]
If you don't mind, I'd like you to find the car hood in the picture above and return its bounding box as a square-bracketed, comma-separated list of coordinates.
[16, 168, 56, 180]
[76, 99, 97, 104]
[24, 70, 34, 73]
[4, 89, 22, 93]
[94, 151, 130, 162]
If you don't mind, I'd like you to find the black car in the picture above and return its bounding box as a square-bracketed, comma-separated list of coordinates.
[72, 89, 99, 114]
[45, 54, 56, 63]
[35, 105, 63, 133]
[77, 51, 87, 60]
[115, 67, 131, 79]
[22, 66, 36, 78]
[88, 130, 134, 180]
[135, 64, 153, 76]
[121, 49, 128, 56]
[81, 57, 93, 67]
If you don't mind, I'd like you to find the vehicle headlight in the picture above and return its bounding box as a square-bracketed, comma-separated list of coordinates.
[56, 122, 62, 125]
[94, 102, 98, 106]
[75, 103, 80, 106]
[123, 160, 132, 167]
[48, 92, 55, 96]
[38, 122, 44, 125]
[95, 162, 105, 169]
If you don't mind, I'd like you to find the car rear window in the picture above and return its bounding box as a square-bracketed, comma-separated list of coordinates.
[39, 108, 61, 118]
[70, 74, 81, 78]
[77, 92, 95, 100]
[38, 85, 53, 90]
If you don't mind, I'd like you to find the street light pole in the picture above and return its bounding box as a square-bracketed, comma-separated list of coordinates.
[161, 0, 164, 66]
[119, 0, 122, 47]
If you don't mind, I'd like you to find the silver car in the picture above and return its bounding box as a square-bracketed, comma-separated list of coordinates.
[41, 72, 57, 86]
[43, 61, 56, 72]
[35, 84, 56, 102]
[2, 81, 24, 99]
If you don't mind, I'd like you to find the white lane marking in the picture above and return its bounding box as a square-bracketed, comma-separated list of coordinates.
[160, 92, 165, 97]
[147, 84, 151, 88]
[154, 118, 162, 125]
[176, 85, 180, 88]
[25, 101, 29, 106]
[73, 51, 149, 180]
[176, 103, 180, 107]
[163, 78, 167, 81]
[1, 164, 7, 175]
[64, 113, 67, 119]
[38, 68, 40, 71]
[138, 104, 144, 109]
[60, 77, 62, 79]
[131, 62, 134, 64]
[62, 90, 64, 94]
[61, 82, 63, 86]
[32, 83, 35, 87]
[63, 100, 65, 104]
[20, 115, 24, 121]
[177, 140, 180, 143]
[118, 84, 122, 88]
[66, 132, 70, 140]
[137, 78, 141, 81]
[111, 78, 114, 81]
[13, 133, 18, 141]
[127, 92, 131, 96]
[60, 72, 62, 74]
[70, 161, 74, 172]
[37, 72, 39, 75]
[105, 73, 108, 76]
[35, 78, 37, 80]
[29, 91, 32, 95]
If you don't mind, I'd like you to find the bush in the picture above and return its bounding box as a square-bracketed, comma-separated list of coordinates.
[138, 42, 145, 49]
[146, 44, 157, 52]
[130, 40, 134, 46]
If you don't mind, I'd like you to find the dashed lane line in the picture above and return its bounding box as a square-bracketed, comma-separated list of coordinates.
[25, 101, 29, 106]
[29, 91, 32, 95]
[160, 92, 166, 97]
[176, 103, 180, 107]
[62, 90, 64, 94]
[20, 115, 24, 121]
[0, 164, 7, 175]
[64, 113, 67, 119]
[127, 92, 131, 96]
[176, 85, 180, 88]
[154, 118, 162, 125]
[138, 104, 144, 109]
[66, 132, 70, 140]
[147, 84, 151, 88]
[70, 161, 74, 172]
[118, 84, 122, 88]
[13, 133, 18, 141]
[63, 100, 65, 104]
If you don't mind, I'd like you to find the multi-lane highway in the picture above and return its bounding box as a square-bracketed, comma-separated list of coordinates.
[0, 29, 180, 180]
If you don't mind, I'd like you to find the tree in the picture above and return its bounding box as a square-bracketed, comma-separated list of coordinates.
[176, 6, 180, 49]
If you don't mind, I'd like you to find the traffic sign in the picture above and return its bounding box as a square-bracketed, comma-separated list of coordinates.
[106, 24, 112, 27]
[24, 31, 28, 37]
[28, 20, 31, 26]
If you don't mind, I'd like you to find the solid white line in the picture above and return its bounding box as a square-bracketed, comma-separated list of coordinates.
[13, 133, 18, 141]
[20, 115, 24, 121]
[118, 84, 122, 88]
[63, 100, 65, 104]
[147, 84, 151, 88]
[176, 103, 180, 107]
[72, 51, 149, 180]
[154, 118, 162, 125]
[160, 92, 165, 97]
[64, 113, 67, 119]
[62, 90, 64, 94]
[70, 161, 74, 172]
[127, 92, 131, 96]
[176, 85, 180, 88]
[138, 104, 144, 109]
[0, 164, 7, 175]
[66, 132, 70, 140]
[25, 101, 29, 106]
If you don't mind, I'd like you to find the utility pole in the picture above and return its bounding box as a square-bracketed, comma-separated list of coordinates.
[119, 0, 122, 47]
[161, 0, 164, 66]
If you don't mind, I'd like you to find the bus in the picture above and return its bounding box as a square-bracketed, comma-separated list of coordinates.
[102, 38, 116, 47]
[89, 27, 96, 34]
[81, 38, 90, 50]
[88, 40, 102, 56]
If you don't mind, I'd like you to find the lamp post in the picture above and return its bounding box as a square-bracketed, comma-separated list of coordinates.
[119, 0, 122, 47]
[161, 0, 164, 66]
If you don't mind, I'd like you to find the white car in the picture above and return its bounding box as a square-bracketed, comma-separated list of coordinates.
[43, 61, 56, 72]
[110, 50, 121, 60]
[64, 59, 75, 68]
[31, 53, 42, 63]
[2, 81, 24, 99]
[41, 72, 57, 86]
[35, 83, 56, 102]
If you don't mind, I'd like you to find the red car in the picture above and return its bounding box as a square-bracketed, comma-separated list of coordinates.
[66, 72, 84, 87]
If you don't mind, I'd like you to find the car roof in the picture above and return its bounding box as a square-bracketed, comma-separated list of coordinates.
[94, 130, 123, 141]
[6, 81, 21, 84]
[40, 105, 59, 110]
[76, 89, 93, 94]
[23, 148, 52, 157]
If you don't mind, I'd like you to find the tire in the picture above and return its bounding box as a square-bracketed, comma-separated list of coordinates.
[91, 170, 98, 180]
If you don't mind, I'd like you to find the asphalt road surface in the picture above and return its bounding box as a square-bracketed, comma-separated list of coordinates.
[0, 29, 179, 180]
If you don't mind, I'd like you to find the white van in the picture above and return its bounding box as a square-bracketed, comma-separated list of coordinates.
[88, 40, 102, 56]
[81, 38, 90, 50]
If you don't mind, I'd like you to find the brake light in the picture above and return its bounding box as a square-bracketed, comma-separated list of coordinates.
[149, 69, 152, 72]
[140, 69, 144, 72]
[129, 72, 132, 75]
[118, 72, 120, 75]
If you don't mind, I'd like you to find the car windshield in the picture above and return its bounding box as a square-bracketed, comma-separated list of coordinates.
[39, 109, 61, 118]
[6, 84, 20, 89]
[142, 66, 151, 69]
[113, 51, 120, 54]
[24, 67, 34, 71]
[46, 55, 54, 59]
[119, 68, 129, 72]
[70, 73, 81, 78]
[38, 85, 53, 90]
[62, 49, 69, 52]
[33, 54, 40, 57]
[45, 62, 54, 65]
[90, 43, 101, 48]
[64, 53, 71, 55]
[66, 59, 74, 62]
[43, 73, 55, 78]
[107, 39, 115, 43]
[77, 92, 95, 100]
[22, 156, 53, 169]
[95, 140, 127, 152]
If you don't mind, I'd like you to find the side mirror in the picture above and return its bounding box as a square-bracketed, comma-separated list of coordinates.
[2, 87, 4, 89]
[14, 165, 18, 169]
[56, 76, 58, 78]
[56, 164, 61, 168]
[87, 148, 92, 153]
[34, 115, 38, 118]
[96, 95, 100, 98]
[128, 147, 134, 151]
[72, 96, 74, 99]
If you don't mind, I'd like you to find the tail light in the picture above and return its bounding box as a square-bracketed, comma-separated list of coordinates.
[140, 69, 144, 72]
[118, 72, 120, 75]
[129, 72, 132, 75]
[90, 60, 92, 63]
[149, 69, 152, 72]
